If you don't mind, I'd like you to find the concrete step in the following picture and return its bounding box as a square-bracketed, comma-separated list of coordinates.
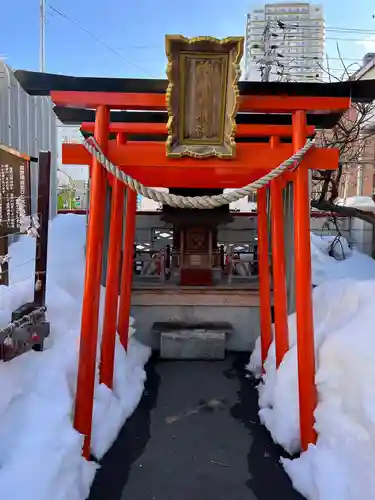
[160, 328, 227, 360]
[133, 275, 163, 283]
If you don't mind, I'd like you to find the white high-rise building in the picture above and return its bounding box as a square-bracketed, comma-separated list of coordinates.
[244, 3, 325, 82]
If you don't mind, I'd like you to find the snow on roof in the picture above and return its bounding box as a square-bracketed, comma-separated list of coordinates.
[351, 54, 375, 81]
[336, 196, 375, 212]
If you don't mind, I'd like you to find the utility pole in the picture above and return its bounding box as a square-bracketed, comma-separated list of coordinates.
[39, 0, 46, 72]
[262, 22, 271, 82]
[256, 21, 287, 82]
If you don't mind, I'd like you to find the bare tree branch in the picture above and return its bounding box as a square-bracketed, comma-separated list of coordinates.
[309, 46, 375, 222]
[311, 200, 375, 225]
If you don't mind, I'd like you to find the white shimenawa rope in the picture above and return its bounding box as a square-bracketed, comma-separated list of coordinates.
[83, 136, 315, 210]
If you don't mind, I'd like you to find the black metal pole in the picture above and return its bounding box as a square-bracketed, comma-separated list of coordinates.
[34, 151, 51, 307]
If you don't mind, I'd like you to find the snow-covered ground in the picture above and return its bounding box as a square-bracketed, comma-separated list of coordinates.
[0, 215, 151, 500]
[2, 213, 375, 500]
[248, 234, 375, 499]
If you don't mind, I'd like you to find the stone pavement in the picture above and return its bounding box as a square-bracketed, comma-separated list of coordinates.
[88, 353, 303, 500]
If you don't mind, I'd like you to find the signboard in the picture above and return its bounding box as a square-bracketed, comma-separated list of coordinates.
[0, 144, 31, 235]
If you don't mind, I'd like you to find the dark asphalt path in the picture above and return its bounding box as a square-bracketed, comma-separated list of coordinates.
[88, 353, 303, 500]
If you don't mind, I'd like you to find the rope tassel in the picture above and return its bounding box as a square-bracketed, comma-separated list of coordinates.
[83, 137, 315, 209]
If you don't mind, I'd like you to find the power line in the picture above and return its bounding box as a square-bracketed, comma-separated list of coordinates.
[295, 26, 375, 34]
[258, 32, 375, 43]
[115, 45, 159, 50]
[278, 26, 375, 34]
[293, 57, 361, 62]
[286, 68, 357, 72]
[248, 50, 364, 62]
[283, 35, 375, 43]
[250, 21, 375, 34]
[250, 34, 375, 46]
[249, 53, 362, 61]
[250, 22, 375, 40]
[47, 4, 154, 77]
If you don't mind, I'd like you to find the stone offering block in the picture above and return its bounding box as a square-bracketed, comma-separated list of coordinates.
[161, 329, 226, 359]
[165, 35, 244, 159]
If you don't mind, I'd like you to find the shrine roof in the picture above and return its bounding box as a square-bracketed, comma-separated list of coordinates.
[13, 70, 375, 102]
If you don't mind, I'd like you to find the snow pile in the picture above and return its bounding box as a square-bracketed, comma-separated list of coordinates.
[310, 233, 375, 285]
[249, 234, 375, 499]
[0, 215, 151, 500]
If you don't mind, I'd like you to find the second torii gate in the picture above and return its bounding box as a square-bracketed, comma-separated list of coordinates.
[50, 35, 351, 458]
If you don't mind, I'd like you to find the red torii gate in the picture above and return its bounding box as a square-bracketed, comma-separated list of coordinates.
[54, 79, 349, 458]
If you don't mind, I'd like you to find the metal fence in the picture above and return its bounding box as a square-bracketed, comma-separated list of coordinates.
[0, 61, 58, 218]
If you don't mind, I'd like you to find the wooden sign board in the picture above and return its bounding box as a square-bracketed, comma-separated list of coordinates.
[165, 35, 244, 159]
[0, 144, 31, 235]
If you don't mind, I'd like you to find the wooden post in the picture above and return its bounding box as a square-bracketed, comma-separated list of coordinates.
[292, 110, 317, 450]
[180, 229, 184, 270]
[118, 187, 137, 350]
[34, 151, 51, 307]
[269, 137, 289, 367]
[32, 151, 51, 352]
[208, 229, 213, 269]
[74, 105, 109, 459]
[257, 187, 272, 370]
[100, 133, 126, 388]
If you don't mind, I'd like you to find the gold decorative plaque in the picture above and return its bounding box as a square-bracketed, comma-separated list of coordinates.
[165, 35, 244, 159]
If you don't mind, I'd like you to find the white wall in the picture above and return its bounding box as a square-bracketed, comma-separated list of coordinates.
[357, 64, 375, 81]
[311, 216, 374, 256]
[57, 124, 88, 183]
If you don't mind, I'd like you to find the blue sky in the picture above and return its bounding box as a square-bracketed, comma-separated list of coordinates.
[1, 0, 375, 78]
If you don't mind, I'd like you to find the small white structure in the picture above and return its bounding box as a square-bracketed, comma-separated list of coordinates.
[57, 124, 88, 184]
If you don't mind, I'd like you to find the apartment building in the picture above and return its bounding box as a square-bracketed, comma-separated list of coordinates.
[244, 2, 325, 82]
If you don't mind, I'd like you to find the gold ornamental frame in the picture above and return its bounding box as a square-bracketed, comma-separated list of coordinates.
[165, 35, 244, 159]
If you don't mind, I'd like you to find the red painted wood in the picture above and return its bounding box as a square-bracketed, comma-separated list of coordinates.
[74, 105, 109, 459]
[51, 90, 350, 113]
[293, 110, 317, 451]
[118, 189, 137, 349]
[100, 132, 127, 388]
[257, 188, 272, 371]
[80, 121, 316, 138]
